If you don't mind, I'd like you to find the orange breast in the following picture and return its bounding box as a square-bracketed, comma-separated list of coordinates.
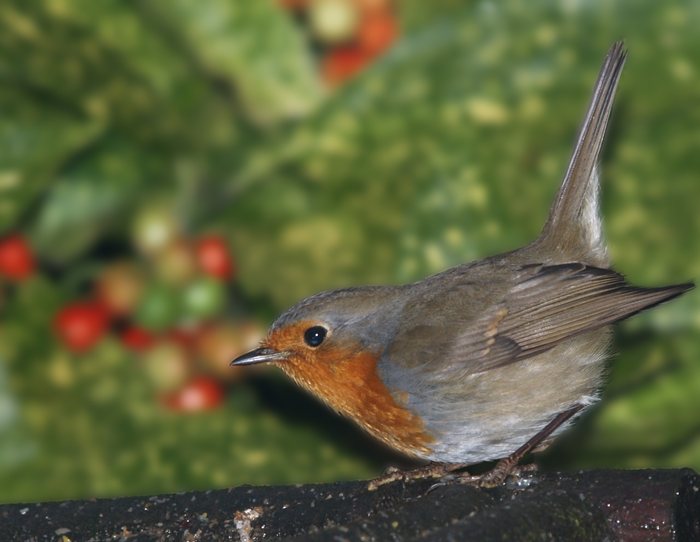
[262, 324, 433, 458]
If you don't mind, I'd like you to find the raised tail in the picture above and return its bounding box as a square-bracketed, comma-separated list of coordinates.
[535, 41, 627, 266]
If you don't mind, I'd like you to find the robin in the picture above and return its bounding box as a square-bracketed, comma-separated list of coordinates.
[232, 42, 694, 488]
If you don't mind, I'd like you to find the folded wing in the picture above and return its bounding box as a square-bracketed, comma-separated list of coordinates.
[447, 263, 692, 375]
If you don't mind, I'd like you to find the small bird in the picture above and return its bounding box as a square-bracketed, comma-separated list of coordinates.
[232, 42, 693, 487]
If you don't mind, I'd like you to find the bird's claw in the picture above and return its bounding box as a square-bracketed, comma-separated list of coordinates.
[453, 462, 538, 488]
[366, 463, 470, 491]
[367, 460, 537, 491]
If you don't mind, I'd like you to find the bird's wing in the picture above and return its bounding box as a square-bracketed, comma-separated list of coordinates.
[391, 263, 692, 376]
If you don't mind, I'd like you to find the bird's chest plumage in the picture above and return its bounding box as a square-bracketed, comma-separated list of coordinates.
[265, 323, 434, 457]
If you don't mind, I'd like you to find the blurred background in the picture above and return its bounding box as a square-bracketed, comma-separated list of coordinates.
[0, 0, 699, 504]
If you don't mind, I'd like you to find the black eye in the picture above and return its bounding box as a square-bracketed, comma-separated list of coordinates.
[304, 326, 327, 347]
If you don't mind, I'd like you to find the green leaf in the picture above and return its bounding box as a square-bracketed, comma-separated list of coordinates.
[30, 138, 167, 262]
[0, 363, 36, 471]
[144, 0, 323, 124]
[0, 89, 102, 234]
[0, 2, 189, 145]
[34, 0, 203, 109]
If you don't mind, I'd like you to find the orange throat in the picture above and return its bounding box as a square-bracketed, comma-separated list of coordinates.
[262, 325, 433, 458]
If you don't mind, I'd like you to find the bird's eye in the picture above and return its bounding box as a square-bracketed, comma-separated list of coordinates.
[304, 326, 327, 347]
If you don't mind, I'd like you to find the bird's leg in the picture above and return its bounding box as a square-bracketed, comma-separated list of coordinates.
[367, 461, 472, 491]
[368, 404, 584, 491]
[455, 404, 584, 488]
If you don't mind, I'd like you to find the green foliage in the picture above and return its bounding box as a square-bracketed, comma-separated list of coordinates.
[227, 0, 700, 310]
[144, 0, 324, 123]
[0, 0, 698, 503]
[0, 88, 102, 234]
[31, 138, 165, 261]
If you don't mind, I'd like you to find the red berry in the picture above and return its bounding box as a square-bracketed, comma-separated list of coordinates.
[322, 46, 372, 85]
[54, 302, 110, 352]
[162, 377, 225, 412]
[357, 9, 397, 54]
[195, 236, 234, 280]
[0, 234, 35, 281]
[120, 326, 156, 351]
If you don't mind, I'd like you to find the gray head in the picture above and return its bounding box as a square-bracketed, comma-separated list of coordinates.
[231, 285, 405, 366]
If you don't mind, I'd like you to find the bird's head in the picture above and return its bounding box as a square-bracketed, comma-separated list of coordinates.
[231, 286, 402, 371]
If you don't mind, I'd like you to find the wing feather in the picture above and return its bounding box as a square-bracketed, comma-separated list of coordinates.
[396, 264, 692, 376]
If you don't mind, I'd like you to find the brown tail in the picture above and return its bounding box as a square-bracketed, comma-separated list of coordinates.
[536, 41, 626, 266]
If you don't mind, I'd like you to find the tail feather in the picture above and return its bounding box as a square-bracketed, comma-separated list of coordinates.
[536, 41, 627, 266]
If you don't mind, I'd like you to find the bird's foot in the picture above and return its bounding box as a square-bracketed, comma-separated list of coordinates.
[366, 462, 470, 491]
[441, 460, 538, 489]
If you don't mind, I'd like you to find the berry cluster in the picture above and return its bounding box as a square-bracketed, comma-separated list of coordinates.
[1, 209, 263, 414]
[280, 0, 399, 85]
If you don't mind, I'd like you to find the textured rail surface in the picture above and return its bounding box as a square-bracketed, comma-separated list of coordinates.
[1, 469, 699, 541]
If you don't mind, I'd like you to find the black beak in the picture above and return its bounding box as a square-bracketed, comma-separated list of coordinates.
[230, 347, 289, 366]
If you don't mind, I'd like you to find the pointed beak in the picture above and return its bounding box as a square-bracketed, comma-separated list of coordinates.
[230, 347, 289, 366]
